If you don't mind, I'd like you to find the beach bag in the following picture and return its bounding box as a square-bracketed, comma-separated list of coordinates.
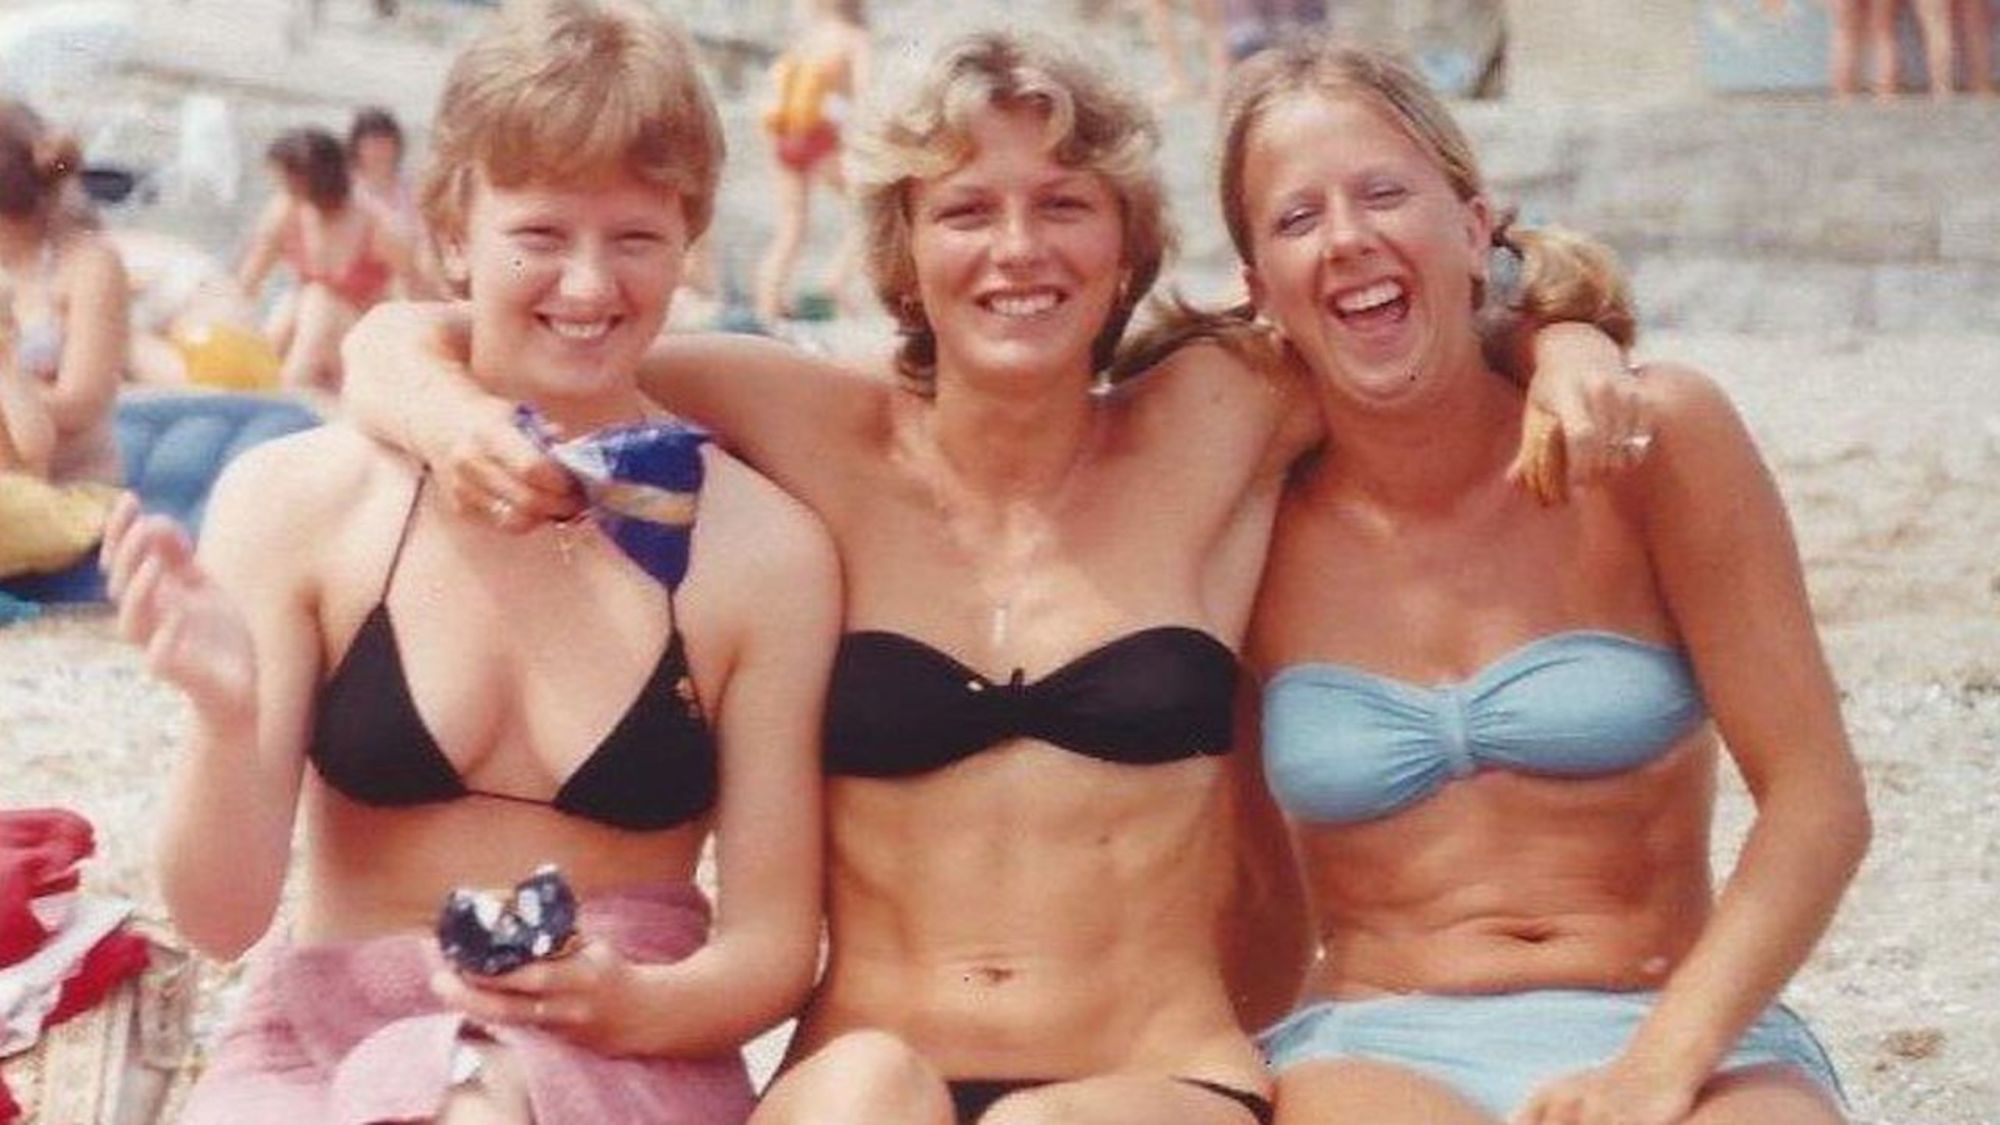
[0, 474, 118, 579]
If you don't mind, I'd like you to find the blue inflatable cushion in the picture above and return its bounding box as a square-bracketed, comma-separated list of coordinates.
[1, 393, 321, 604]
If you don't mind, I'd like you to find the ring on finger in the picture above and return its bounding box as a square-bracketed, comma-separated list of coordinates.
[532, 999, 547, 1024]
[1616, 431, 1654, 458]
[487, 496, 516, 523]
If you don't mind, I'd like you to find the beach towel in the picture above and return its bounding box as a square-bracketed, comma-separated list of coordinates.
[180, 880, 755, 1125]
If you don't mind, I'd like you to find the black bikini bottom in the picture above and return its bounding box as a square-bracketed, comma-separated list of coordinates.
[946, 1076, 1274, 1124]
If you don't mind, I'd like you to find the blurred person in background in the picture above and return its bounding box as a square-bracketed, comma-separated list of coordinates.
[348, 105, 445, 296]
[238, 126, 415, 394]
[1822, 0, 1995, 97]
[0, 98, 125, 581]
[753, 0, 869, 327]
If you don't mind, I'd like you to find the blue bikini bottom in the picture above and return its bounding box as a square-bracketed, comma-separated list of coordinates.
[1259, 988, 1843, 1117]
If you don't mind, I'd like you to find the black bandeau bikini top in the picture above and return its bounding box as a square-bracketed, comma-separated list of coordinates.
[306, 476, 718, 832]
[822, 625, 1239, 778]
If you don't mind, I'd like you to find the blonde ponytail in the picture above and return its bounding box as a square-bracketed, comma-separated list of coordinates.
[1495, 221, 1636, 349]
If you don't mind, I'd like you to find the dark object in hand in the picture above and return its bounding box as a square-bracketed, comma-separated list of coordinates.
[436, 864, 580, 976]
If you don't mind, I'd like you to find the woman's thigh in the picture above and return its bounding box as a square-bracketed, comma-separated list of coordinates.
[1274, 1059, 1497, 1125]
[750, 1029, 954, 1125]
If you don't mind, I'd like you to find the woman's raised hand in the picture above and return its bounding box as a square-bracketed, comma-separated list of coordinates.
[100, 494, 256, 735]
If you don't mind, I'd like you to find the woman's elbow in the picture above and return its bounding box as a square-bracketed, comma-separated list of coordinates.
[729, 928, 821, 1032]
[156, 856, 280, 961]
[159, 885, 274, 962]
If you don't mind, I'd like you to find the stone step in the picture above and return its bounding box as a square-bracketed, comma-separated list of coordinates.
[1165, 96, 2000, 332]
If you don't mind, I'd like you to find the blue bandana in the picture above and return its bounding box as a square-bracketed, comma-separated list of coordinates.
[514, 405, 709, 590]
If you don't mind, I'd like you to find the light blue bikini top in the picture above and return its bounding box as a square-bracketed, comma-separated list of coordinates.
[1262, 630, 1707, 825]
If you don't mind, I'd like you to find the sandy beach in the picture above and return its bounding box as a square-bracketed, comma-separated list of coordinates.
[4, 0, 2000, 1121]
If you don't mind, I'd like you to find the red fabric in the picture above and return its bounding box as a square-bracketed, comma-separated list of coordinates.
[0, 1069, 20, 1124]
[0, 809, 95, 968]
[280, 210, 394, 309]
[179, 880, 755, 1125]
[774, 120, 840, 174]
[45, 928, 150, 1027]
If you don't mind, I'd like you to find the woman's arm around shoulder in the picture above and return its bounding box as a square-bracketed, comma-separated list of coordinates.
[339, 302, 888, 525]
[633, 333, 887, 505]
[107, 426, 378, 959]
[1121, 336, 1321, 485]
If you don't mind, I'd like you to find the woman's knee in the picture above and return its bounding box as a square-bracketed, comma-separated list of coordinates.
[753, 1030, 952, 1125]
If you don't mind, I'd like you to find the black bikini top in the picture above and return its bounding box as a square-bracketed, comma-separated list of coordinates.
[822, 625, 1239, 778]
[306, 476, 718, 832]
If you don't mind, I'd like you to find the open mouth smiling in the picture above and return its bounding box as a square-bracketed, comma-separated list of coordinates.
[541, 316, 617, 342]
[1325, 278, 1409, 329]
[977, 287, 1067, 319]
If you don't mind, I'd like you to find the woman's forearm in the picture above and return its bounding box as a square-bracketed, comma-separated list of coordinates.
[617, 928, 818, 1056]
[1624, 776, 1869, 1085]
[154, 709, 299, 960]
[340, 301, 488, 456]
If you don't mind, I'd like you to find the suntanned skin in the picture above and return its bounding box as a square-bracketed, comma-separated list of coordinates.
[339, 93, 1641, 1125]
[103, 170, 841, 1125]
[1239, 88, 1867, 1125]
[0, 212, 127, 482]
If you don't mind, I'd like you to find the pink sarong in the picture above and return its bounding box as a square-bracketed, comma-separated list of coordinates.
[179, 881, 755, 1125]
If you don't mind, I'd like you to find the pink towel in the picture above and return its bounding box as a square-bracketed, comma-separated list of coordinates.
[179, 881, 756, 1125]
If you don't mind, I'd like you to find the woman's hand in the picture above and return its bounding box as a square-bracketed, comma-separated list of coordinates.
[101, 494, 257, 736]
[1511, 1057, 1697, 1125]
[430, 938, 643, 1056]
[101, 494, 260, 732]
[429, 395, 582, 532]
[1507, 325, 1653, 505]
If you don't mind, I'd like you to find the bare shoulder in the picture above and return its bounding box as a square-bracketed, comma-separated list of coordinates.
[1614, 359, 1774, 522]
[203, 422, 413, 550]
[1631, 360, 1752, 455]
[1115, 338, 1317, 468]
[692, 446, 839, 589]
